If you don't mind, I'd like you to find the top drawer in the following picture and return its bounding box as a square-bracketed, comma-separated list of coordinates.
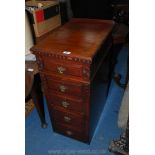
[36, 55, 89, 79]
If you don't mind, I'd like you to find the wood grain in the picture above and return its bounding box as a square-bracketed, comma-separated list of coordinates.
[30, 18, 114, 143]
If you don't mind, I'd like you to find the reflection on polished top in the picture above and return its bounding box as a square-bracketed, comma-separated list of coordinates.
[31, 18, 114, 62]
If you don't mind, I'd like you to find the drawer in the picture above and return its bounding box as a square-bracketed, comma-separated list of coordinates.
[37, 56, 84, 78]
[45, 75, 85, 98]
[53, 122, 87, 142]
[50, 106, 85, 127]
[47, 93, 84, 113]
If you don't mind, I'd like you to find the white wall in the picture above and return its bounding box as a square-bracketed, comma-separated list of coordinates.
[25, 12, 34, 55]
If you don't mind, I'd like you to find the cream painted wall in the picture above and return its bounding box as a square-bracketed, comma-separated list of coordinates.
[25, 12, 34, 55]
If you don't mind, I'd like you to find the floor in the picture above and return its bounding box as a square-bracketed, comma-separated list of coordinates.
[25, 46, 128, 155]
[25, 99, 35, 117]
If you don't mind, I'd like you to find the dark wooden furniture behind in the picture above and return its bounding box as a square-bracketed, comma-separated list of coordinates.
[31, 18, 115, 143]
[25, 61, 47, 128]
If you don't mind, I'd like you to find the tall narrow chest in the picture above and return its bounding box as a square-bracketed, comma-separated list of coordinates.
[31, 18, 114, 143]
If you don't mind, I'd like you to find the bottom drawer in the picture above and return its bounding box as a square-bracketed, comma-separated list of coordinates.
[50, 107, 84, 128]
[53, 123, 89, 142]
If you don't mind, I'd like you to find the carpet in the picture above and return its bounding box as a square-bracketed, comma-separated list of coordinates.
[25, 99, 35, 117]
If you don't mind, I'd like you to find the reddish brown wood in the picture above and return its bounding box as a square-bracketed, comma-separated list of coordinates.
[44, 74, 87, 98]
[49, 105, 85, 128]
[53, 122, 88, 142]
[25, 61, 47, 128]
[31, 18, 114, 64]
[37, 56, 84, 78]
[30, 18, 114, 143]
[46, 93, 84, 113]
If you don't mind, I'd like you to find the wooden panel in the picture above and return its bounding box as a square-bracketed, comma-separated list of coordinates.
[49, 106, 85, 128]
[31, 18, 114, 61]
[46, 93, 84, 113]
[39, 56, 84, 77]
[53, 122, 88, 142]
[45, 75, 86, 98]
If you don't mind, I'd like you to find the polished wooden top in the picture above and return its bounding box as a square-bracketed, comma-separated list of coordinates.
[31, 18, 114, 62]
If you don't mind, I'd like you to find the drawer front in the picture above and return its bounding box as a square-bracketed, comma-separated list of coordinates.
[53, 122, 88, 142]
[37, 56, 84, 78]
[50, 107, 85, 127]
[45, 75, 84, 97]
[47, 93, 84, 113]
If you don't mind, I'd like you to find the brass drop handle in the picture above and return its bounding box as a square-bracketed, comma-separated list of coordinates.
[64, 116, 71, 122]
[59, 85, 67, 92]
[62, 101, 70, 108]
[66, 130, 73, 136]
[57, 66, 66, 74]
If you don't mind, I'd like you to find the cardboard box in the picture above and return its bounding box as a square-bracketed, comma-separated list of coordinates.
[26, 1, 61, 37]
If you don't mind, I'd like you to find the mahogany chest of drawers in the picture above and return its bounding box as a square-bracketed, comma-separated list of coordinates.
[30, 18, 114, 143]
